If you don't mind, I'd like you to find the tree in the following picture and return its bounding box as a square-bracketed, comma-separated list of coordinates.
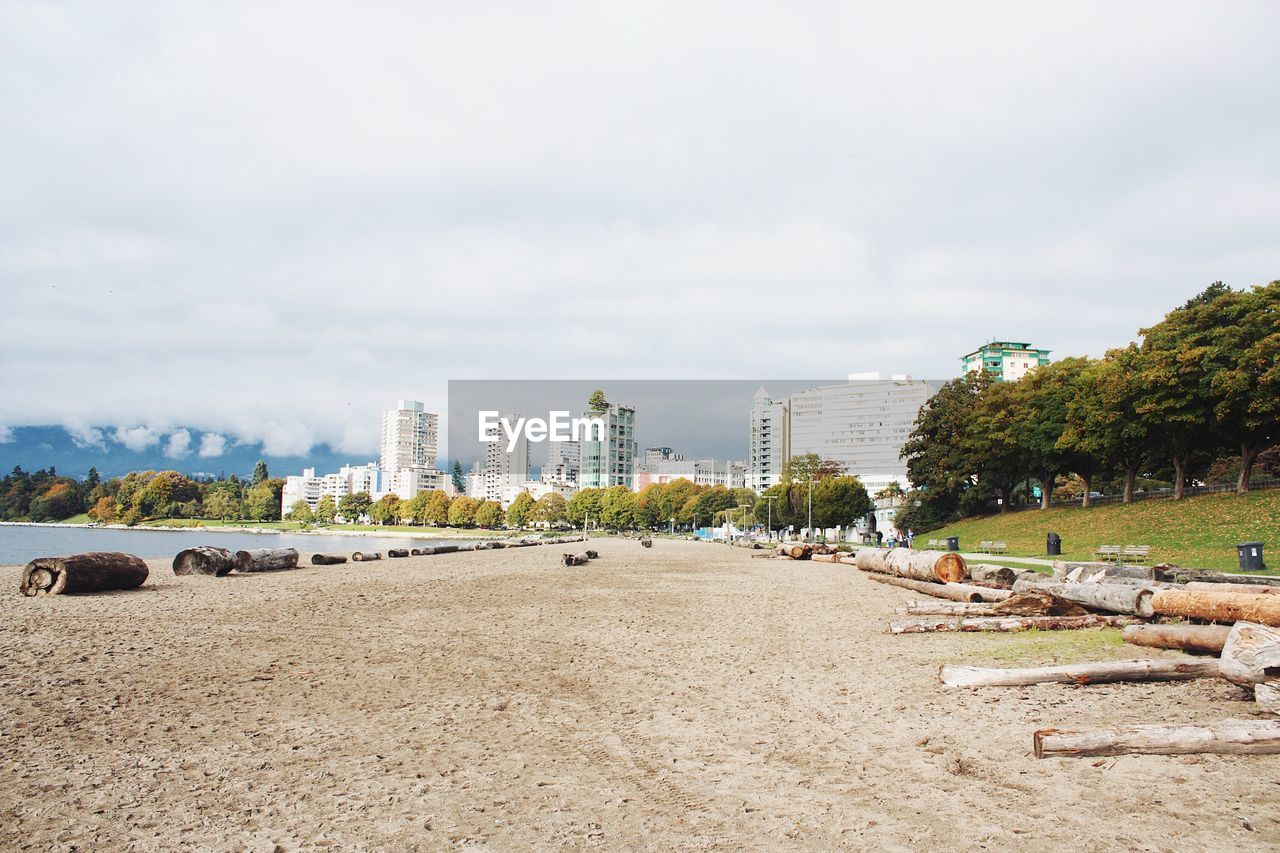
[368, 494, 402, 525]
[963, 379, 1030, 512]
[85, 467, 100, 489]
[692, 485, 737, 528]
[566, 488, 603, 526]
[339, 491, 372, 523]
[448, 495, 479, 527]
[29, 480, 84, 521]
[474, 500, 504, 528]
[1061, 346, 1153, 503]
[404, 492, 432, 525]
[506, 490, 535, 528]
[811, 476, 872, 530]
[779, 453, 843, 483]
[656, 478, 697, 525]
[251, 460, 270, 487]
[87, 495, 117, 524]
[451, 461, 465, 493]
[875, 481, 904, 500]
[634, 482, 666, 529]
[286, 499, 314, 525]
[534, 492, 568, 525]
[1019, 358, 1086, 508]
[425, 490, 452, 526]
[588, 389, 608, 412]
[204, 490, 238, 521]
[314, 494, 338, 525]
[599, 485, 637, 529]
[244, 483, 282, 521]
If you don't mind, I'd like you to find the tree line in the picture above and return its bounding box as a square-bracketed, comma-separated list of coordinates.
[899, 280, 1279, 532]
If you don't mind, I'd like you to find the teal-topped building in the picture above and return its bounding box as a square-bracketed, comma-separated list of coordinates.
[960, 340, 1051, 382]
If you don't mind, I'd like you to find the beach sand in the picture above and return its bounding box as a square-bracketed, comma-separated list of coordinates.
[2, 538, 1276, 850]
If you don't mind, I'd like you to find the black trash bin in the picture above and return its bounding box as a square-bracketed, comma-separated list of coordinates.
[1237, 541, 1267, 572]
[1046, 532, 1062, 556]
[946, 536, 960, 552]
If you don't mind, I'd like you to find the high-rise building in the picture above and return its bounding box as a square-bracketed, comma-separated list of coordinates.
[580, 401, 636, 489]
[484, 412, 529, 503]
[786, 376, 933, 496]
[642, 447, 683, 468]
[748, 387, 789, 491]
[960, 341, 1051, 382]
[543, 440, 581, 486]
[380, 400, 439, 474]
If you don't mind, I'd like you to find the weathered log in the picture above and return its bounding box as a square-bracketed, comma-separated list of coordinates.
[854, 549, 892, 573]
[1161, 569, 1280, 587]
[811, 553, 843, 563]
[784, 544, 814, 560]
[585, 549, 599, 560]
[1187, 581, 1280, 596]
[968, 564, 1018, 586]
[387, 549, 410, 558]
[1053, 561, 1156, 581]
[172, 546, 237, 577]
[421, 545, 459, 555]
[901, 601, 998, 616]
[940, 657, 1220, 688]
[867, 573, 1011, 602]
[885, 549, 968, 583]
[352, 551, 382, 562]
[1256, 683, 1280, 716]
[991, 588, 1090, 617]
[1033, 719, 1280, 758]
[311, 554, 348, 565]
[640, 538, 653, 548]
[1012, 579, 1154, 617]
[409, 548, 426, 556]
[20, 552, 148, 596]
[562, 553, 588, 567]
[1151, 589, 1280, 627]
[1121, 623, 1231, 655]
[889, 614, 1139, 634]
[234, 547, 299, 573]
[1219, 622, 1280, 686]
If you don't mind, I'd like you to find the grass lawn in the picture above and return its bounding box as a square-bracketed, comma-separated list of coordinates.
[927, 489, 1279, 572]
[942, 628, 1130, 666]
[57, 514, 92, 525]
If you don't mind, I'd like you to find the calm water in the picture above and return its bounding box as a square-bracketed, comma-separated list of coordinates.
[0, 525, 482, 566]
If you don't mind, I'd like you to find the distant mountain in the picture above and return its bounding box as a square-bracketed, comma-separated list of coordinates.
[0, 425, 361, 481]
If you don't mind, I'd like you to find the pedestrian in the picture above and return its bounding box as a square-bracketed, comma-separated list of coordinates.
[907, 528, 915, 548]
[876, 529, 883, 546]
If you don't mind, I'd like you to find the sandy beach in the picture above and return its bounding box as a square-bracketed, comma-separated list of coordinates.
[2, 538, 1277, 850]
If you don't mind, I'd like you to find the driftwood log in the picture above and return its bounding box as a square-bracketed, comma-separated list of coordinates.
[1218, 622, 1280, 686]
[1187, 581, 1280, 596]
[234, 548, 299, 573]
[20, 552, 148, 596]
[1053, 561, 1157, 581]
[811, 553, 843, 563]
[991, 588, 1090, 617]
[939, 657, 1220, 688]
[172, 546, 237, 576]
[866, 573, 1011, 602]
[1121, 623, 1231, 655]
[1151, 589, 1280, 627]
[387, 549, 409, 558]
[585, 549, 599, 560]
[889, 614, 1139, 634]
[854, 548, 968, 583]
[1033, 719, 1280, 758]
[352, 551, 382, 562]
[562, 553, 590, 567]
[311, 554, 348, 565]
[421, 545, 459, 555]
[1161, 569, 1280, 587]
[1012, 579, 1155, 617]
[900, 601, 998, 616]
[1257, 683, 1280, 716]
[968, 564, 1018, 586]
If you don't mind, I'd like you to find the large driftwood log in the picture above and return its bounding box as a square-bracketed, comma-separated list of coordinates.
[889, 614, 1139, 634]
[1257, 683, 1280, 716]
[387, 549, 409, 558]
[991, 588, 1090, 617]
[968, 564, 1018, 586]
[351, 551, 382, 562]
[1187, 581, 1280, 596]
[234, 548, 299, 573]
[1012, 579, 1154, 617]
[854, 549, 893, 573]
[1122, 623, 1231, 655]
[1218, 622, 1280, 686]
[867, 573, 1011, 602]
[885, 549, 968, 583]
[311, 554, 348, 565]
[811, 553, 843, 563]
[172, 546, 237, 576]
[1151, 589, 1280, 627]
[1053, 561, 1157, 581]
[1161, 569, 1280, 587]
[939, 657, 1220, 687]
[1033, 719, 1280, 758]
[20, 552, 148, 596]
[562, 553, 591, 567]
[421, 545, 459, 555]
[901, 601, 998, 616]
[641, 537, 653, 548]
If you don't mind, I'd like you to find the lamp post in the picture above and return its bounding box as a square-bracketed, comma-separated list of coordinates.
[669, 516, 675, 535]
[737, 503, 750, 541]
[807, 477, 814, 543]
[763, 495, 777, 541]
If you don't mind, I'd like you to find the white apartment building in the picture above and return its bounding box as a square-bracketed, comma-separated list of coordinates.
[748, 387, 789, 491]
[281, 463, 380, 512]
[464, 467, 486, 500]
[634, 458, 746, 491]
[580, 402, 637, 489]
[785, 375, 931, 496]
[380, 400, 439, 474]
[484, 412, 530, 503]
[643, 447, 683, 468]
[501, 480, 576, 507]
[542, 440, 580, 486]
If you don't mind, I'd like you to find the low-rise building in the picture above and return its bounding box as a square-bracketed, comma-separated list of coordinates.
[960, 340, 1052, 382]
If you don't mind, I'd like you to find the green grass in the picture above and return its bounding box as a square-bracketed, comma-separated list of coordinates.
[944, 628, 1130, 666]
[928, 489, 1279, 572]
[57, 513, 91, 525]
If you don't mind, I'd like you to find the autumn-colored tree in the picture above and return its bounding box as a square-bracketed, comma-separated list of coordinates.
[506, 490, 535, 528]
[425, 490, 452, 526]
[474, 500, 504, 528]
[88, 495, 118, 524]
[314, 494, 338, 525]
[448, 495, 479, 527]
[534, 492, 568, 525]
[286, 500, 314, 524]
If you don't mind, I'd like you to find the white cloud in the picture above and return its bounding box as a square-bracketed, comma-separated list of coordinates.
[198, 432, 226, 458]
[164, 429, 191, 459]
[0, 425, 11, 444]
[63, 419, 106, 449]
[113, 425, 163, 452]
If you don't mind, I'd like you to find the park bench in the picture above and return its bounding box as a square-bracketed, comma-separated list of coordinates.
[978, 540, 993, 553]
[991, 541, 1008, 555]
[927, 538, 940, 548]
[1121, 545, 1151, 563]
[1094, 544, 1122, 562]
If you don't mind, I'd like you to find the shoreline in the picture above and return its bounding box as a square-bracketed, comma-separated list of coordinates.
[0, 520, 517, 541]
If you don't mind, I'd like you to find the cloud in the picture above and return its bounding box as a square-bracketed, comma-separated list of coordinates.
[113, 425, 163, 452]
[198, 432, 227, 458]
[164, 429, 192, 459]
[63, 419, 106, 450]
[0, 425, 12, 443]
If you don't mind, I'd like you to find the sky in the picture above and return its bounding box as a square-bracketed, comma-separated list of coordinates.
[2, 1, 1278, 468]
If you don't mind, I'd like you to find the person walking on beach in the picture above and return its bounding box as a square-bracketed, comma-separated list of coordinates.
[876, 530, 883, 547]
[906, 528, 915, 549]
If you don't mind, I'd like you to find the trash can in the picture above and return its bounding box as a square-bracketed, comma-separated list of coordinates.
[1046, 532, 1062, 556]
[1237, 542, 1267, 572]
[946, 536, 960, 552]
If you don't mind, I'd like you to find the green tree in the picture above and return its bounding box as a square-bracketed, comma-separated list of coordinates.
[251, 459, 270, 487]
[448, 495, 479, 526]
[506, 490, 535, 528]
[634, 482, 665, 529]
[534, 492, 568, 525]
[566, 488, 603, 526]
[339, 491, 372, 523]
[314, 494, 338, 525]
[779, 453, 844, 483]
[244, 483, 281, 521]
[368, 494, 402, 525]
[963, 379, 1030, 512]
[811, 475, 872, 529]
[656, 478, 697, 525]
[286, 499, 314, 524]
[425, 490, 452, 526]
[599, 485, 637, 529]
[1061, 346, 1154, 503]
[1019, 358, 1087, 508]
[474, 499, 504, 528]
[204, 490, 239, 521]
[85, 467, 100, 489]
[404, 492, 432, 525]
[588, 389, 608, 412]
[451, 461, 465, 493]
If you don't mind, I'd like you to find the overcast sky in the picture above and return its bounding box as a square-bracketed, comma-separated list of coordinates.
[2, 2, 1278, 461]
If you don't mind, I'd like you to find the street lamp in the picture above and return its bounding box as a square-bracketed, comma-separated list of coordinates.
[807, 477, 814, 543]
[738, 503, 750, 540]
[669, 516, 675, 535]
[763, 495, 777, 541]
